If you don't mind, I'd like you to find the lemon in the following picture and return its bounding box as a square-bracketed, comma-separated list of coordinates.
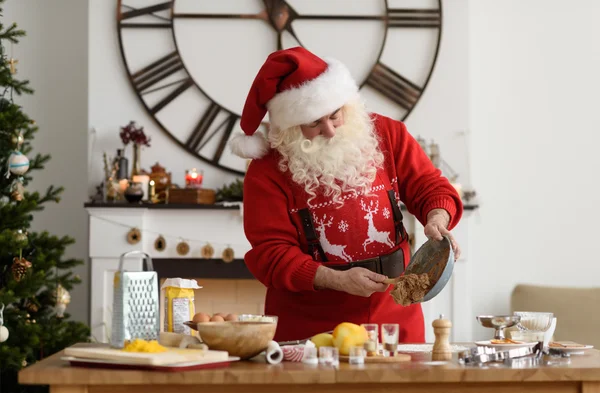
[332, 322, 369, 356]
[310, 332, 334, 348]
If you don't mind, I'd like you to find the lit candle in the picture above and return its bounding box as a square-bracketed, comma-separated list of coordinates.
[185, 168, 203, 189]
[132, 174, 150, 200]
[119, 178, 129, 193]
[148, 180, 156, 202]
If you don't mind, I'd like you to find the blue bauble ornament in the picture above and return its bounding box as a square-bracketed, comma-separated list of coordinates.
[8, 151, 29, 175]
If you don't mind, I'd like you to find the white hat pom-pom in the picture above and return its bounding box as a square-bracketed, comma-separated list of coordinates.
[229, 132, 269, 159]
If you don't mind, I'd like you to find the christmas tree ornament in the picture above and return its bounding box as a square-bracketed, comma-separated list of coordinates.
[154, 235, 166, 252]
[54, 284, 71, 318]
[24, 298, 39, 313]
[126, 227, 141, 244]
[222, 246, 235, 263]
[0, 325, 8, 343]
[21, 359, 27, 367]
[11, 179, 25, 201]
[0, 303, 6, 343]
[9, 57, 18, 74]
[12, 256, 32, 281]
[176, 239, 190, 256]
[201, 243, 214, 259]
[7, 150, 29, 176]
[14, 229, 28, 243]
[11, 130, 24, 149]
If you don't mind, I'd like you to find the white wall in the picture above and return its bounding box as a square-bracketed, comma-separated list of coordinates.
[468, 0, 600, 340]
[3, 0, 89, 323]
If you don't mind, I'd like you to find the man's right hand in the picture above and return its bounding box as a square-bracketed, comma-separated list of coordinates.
[314, 266, 389, 297]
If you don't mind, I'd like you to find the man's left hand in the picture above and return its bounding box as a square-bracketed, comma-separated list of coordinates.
[424, 209, 461, 260]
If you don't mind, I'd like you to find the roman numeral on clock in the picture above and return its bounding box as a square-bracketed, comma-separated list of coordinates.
[365, 62, 422, 110]
[186, 103, 239, 165]
[387, 8, 441, 28]
[131, 51, 193, 114]
[119, 2, 173, 28]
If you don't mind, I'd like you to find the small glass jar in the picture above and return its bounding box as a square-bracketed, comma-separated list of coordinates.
[382, 323, 399, 356]
[318, 346, 339, 367]
[361, 323, 379, 356]
[302, 346, 318, 365]
[349, 346, 366, 365]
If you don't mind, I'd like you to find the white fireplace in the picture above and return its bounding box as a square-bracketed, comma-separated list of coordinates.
[86, 203, 477, 343]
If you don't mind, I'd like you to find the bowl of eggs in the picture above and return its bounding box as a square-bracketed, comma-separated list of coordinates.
[184, 313, 278, 360]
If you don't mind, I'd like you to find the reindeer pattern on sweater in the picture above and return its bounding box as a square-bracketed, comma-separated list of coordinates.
[290, 171, 401, 263]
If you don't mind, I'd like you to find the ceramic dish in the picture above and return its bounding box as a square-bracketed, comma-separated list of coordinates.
[549, 342, 594, 355]
[475, 340, 538, 351]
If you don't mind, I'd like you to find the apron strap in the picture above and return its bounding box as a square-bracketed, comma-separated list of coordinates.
[387, 190, 408, 245]
[298, 208, 328, 262]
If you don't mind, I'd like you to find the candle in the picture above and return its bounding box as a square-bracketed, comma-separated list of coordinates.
[119, 178, 129, 193]
[148, 180, 156, 202]
[185, 168, 203, 189]
[132, 174, 150, 200]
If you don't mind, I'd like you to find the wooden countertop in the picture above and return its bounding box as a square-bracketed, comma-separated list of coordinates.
[19, 347, 600, 386]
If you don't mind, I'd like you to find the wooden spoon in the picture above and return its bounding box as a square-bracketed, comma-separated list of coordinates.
[382, 277, 401, 285]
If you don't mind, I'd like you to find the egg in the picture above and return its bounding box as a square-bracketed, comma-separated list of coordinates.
[224, 313, 238, 321]
[210, 315, 225, 322]
[192, 312, 210, 323]
[213, 312, 226, 317]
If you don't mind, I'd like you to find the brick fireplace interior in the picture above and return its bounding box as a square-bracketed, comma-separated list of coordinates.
[155, 258, 267, 326]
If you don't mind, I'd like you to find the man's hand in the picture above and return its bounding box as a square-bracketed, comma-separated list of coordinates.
[424, 208, 461, 260]
[314, 266, 389, 297]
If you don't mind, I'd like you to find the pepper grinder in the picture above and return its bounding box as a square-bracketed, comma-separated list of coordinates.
[432, 314, 452, 361]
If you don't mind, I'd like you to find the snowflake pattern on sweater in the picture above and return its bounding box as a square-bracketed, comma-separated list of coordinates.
[292, 174, 400, 263]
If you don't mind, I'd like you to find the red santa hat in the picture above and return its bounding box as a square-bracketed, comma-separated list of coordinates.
[229, 47, 359, 159]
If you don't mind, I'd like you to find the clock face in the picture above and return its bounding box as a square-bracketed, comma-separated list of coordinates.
[117, 0, 442, 176]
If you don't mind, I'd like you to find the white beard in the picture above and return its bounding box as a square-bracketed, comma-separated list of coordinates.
[268, 99, 385, 207]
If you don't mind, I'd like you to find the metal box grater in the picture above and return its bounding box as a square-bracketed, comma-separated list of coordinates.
[110, 250, 160, 348]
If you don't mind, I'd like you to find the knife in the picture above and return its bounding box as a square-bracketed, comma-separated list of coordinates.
[277, 330, 333, 346]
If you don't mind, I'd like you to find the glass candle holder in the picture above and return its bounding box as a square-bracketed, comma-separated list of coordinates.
[382, 323, 399, 355]
[319, 346, 339, 366]
[302, 346, 318, 365]
[361, 323, 379, 355]
[349, 346, 366, 365]
[185, 168, 203, 189]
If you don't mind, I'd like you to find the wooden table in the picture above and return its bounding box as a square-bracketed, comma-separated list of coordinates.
[18, 347, 600, 393]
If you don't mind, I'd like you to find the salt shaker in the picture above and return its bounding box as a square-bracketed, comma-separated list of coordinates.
[432, 314, 452, 361]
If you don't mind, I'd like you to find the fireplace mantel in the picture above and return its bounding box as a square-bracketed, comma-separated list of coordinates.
[86, 202, 478, 343]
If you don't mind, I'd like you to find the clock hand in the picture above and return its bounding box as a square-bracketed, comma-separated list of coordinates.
[172, 12, 266, 20]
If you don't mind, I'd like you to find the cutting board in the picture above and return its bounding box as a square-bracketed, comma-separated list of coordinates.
[64, 343, 229, 366]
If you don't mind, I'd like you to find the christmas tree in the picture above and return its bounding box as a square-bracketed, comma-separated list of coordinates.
[0, 3, 90, 393]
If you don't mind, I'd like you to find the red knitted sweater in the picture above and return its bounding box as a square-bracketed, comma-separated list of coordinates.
[242, 113, 463, 341]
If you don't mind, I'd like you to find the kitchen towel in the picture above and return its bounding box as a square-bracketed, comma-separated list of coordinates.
[265, 340, 283, 364]
[281, 341, 316, 362]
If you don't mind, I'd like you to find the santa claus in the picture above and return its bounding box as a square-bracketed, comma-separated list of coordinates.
[230, 47, 463, 342]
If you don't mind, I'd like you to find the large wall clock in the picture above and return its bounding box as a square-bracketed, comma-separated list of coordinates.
[117, 0, 442, 176]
